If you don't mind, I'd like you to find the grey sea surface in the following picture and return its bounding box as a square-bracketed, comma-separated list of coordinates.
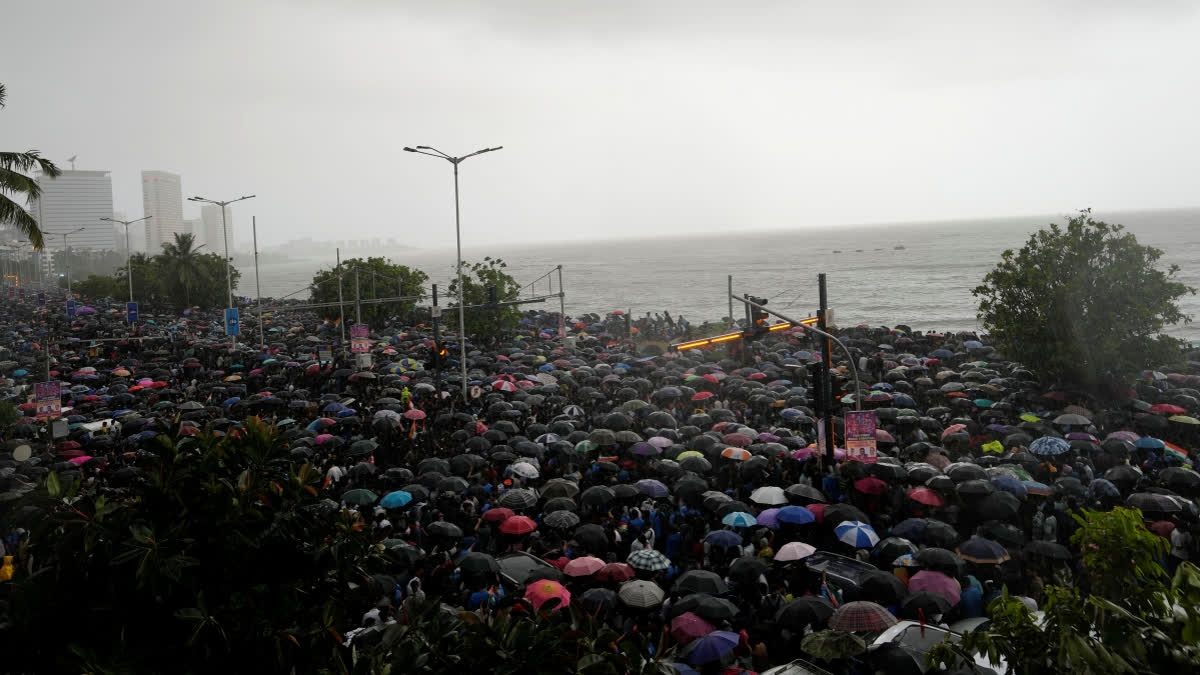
[242, 208, 1200, 341]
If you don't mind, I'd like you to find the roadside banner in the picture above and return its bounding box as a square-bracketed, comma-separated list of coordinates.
[35, 381, 62, 420]
[350, 323, 370, 353]
[844, 410, 878, 463]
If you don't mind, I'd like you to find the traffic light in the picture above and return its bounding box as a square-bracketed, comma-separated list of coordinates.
[748, 296, 769, 336]
[486, 285, 498, 305]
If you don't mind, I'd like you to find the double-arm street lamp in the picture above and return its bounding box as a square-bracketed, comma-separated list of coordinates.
[403, 145, 502, 401]
[100, 215, 151, 303]
[43, 227, 85, 297]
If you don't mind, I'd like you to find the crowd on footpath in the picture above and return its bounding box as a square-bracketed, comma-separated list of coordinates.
[2, 294, 1199, 673]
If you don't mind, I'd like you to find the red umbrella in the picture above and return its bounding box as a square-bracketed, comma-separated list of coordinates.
[722, 433, 752, 448]
[853, 477, 888, 495]
[828, 601, 898, 632]
[493, 380, 518, 392]
[1150, 403, 1187, 415]
[498, 515, 537, 535]
[482, 507, 514, 523]
[305, 363, 321, 375]
[564, 556, 606, 577]
[806, 503, 828, 522]
[941, 424, 967, 440]
[720, 447, 752, 461]
[669, 611, 716, 645]
[692, 391, 714, 401]
[595, 562, 635, 583]
[906, 487, 946, 507]
[525, 580, 571, 610]
[403, 409, 426, 420]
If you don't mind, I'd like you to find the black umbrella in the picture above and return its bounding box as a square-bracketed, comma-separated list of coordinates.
[914, 547, 964, 575]
[1023, 539, 1072, 561]
[975, 491, 1020, 521]
[573, 523, 609, 553]
[872, 537, 918, 564]
[668, 593, 740, 622]
[785, 483, 828, 504]
[426, 521, 463, 539]
[674, 570, 728, 595]
[458, 552, 500, 575]
[774, 596, 836, 632]
[858, 570, 910, 605]
[580, 486, 616, 508]
[899, 591, 952, 621]
[727, 557, 768, 585]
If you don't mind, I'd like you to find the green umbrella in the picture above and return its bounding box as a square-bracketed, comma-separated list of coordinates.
[801, 630, 867, 660]
[621, 399, 650, 412]
[341, 488, 377, 506]
[153, 400, 177, 410]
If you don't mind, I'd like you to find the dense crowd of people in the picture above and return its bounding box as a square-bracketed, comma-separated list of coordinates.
[2, 293, 1199, 673]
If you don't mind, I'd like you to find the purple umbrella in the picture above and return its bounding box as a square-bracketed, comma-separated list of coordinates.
[756, 508, 781, 529]
[635, 479, 670, 498]
[76, 306, 97, 315]
[684, 630, 739, 665]
[631, 442, 660, 456]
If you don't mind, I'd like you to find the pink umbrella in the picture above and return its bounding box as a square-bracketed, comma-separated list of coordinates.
[670, 611, 715, 645]
[941, 424, 967, 440]
[909, 570, 961, 606]
[1106, 431, 1141, 443]
[315, 433, 334, 445]
[564, 555, 606, 577]
[792, 447, 817, 461]
[774, 541, 817, 562]
[403, 409, 426, 420]
[525, 579, 571, 610]
[647, 436, 674, 449]
[924, 453, 951, 469]
[67, 455, 93, 465]
[722, 433, 752, 447]
[493, 380, 517, 392]
[249, 368, 264, 375]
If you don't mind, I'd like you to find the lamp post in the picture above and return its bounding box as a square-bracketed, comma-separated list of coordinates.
[100, 215, 151, 303]
[188, 194, 255, 345]
[403, 144, 502, 401]
[43, 227, 85, 297]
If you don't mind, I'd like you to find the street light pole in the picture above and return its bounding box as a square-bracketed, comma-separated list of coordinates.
[100, 215, 151, 304]
[403, 144, 503, 402]
[43, 227, 85, 298]
[188, 194, 256, 346]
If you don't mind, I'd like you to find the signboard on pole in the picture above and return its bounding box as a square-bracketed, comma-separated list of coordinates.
[350, 323, 370, 354]
[318, 346, 333, 363]
[34, 381, 62, 420]
[224, 307, 241, 335]
[66, 299, 76, 318]
[126, 301, 139, 323]
[844, 410, 878, 463]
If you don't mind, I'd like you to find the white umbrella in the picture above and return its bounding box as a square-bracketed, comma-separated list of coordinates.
[618, 580, 665, 608]
[750, 486, 788, 506]
[774, 541, 817, 562]
[510, 462, 540, 479]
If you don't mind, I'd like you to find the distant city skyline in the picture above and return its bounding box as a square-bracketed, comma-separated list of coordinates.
[141, 170, 184, 254]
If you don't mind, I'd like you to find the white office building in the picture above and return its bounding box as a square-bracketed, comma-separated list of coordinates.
[201, 204, 234, 254]
[141, 170, 184, 254]
[27, 170, 115, 250]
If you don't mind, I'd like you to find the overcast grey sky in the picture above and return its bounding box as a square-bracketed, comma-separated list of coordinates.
[3, 0, 1199, 248]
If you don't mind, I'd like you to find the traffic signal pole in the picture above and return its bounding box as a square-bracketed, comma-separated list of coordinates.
[431, 283, 441, 391]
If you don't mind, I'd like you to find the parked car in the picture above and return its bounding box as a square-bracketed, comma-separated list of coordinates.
[869, 620, 1006, 674]
[496, 551, 555, 593]
[802, 551, 878, 601]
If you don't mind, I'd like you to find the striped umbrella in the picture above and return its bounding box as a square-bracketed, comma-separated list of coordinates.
[627, 549, 671, 571]
[834, 521, 880, 548]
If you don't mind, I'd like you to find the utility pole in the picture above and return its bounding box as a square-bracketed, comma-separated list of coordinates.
[431, 283, 441, 390]
[818, 273, 835, 467]
[728, 275, 734, 328]
[336, 248, 345, 345]
[253, 216, 264, 350]
[354, 265, 361, 325]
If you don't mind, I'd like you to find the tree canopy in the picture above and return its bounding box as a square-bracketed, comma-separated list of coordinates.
[972, 210, 1194, 389]
[448, 257, 522, 341]
[0, 82, 59, 249]
[309, 257, 428, 328]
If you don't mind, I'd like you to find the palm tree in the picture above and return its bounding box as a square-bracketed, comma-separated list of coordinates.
[0, 83, 59, 250]
[160, 232, 205, 307]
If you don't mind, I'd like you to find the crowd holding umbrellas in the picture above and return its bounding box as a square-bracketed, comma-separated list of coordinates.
[2, 291, 1200, 674]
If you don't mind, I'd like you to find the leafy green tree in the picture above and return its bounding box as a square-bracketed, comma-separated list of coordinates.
[0, 418, 388, 673]
[973, 210, 1194, 390]
[161, 232, 208, 308]
[448, 257, 522, 341]
[0, 83, 58, 249]
[309, 256, 428, 328]
[927, 508, 1200, 674]
[72, 273, 123, 301]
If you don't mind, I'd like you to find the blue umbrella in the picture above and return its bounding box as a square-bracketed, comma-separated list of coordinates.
[990, 475, 1028, 499]
[12, 369, 28, 377]
[835, 521, 880, 548]
[704, 530, 743, 548]
[871, 382, 894, 391]
[777, 505, 816, 525]
[893, 394, 917, 408]
[930, 349, 954, 359]
[222, 396, 241, 407]
[964, 340, 984, 350]
[780, 408, 807, 421]
[323, 402, 346, 413]
[1029, 436, 1071, 456]
[337, 408, 358, 418]
[721, 511, 757, 528]
[685, 630, 739, 665]
[1088, 478, 1121, 498]
[1135, 436, 1165, 450]
[380, 490, 413, 509]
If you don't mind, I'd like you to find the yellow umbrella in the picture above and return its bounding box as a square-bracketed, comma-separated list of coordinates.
[1019, 413, 1041, 423]
[676, 450, 704, 461]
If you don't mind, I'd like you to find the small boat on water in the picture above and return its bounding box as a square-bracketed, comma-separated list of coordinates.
[833, 250, 842, 254]
[894, 245, 906, 250]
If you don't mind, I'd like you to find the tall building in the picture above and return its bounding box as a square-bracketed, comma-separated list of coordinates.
[141, 170, 184, 254]
[27, 170, 115, 250]
[201, 204, 234, 255]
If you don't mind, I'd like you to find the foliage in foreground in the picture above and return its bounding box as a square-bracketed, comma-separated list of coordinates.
[0, 418, 385, 674]
[355, 599, 676, 675]
[972, 209, 1194, 390]
[927, 507, 1200, 674]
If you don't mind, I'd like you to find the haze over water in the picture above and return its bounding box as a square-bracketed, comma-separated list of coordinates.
[244, 208, 1200, 342]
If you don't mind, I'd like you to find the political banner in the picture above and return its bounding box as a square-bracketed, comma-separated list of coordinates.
[350, 323, 370, 354]
[34, 381, 62, 420]
[844, 410, 878, 463]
